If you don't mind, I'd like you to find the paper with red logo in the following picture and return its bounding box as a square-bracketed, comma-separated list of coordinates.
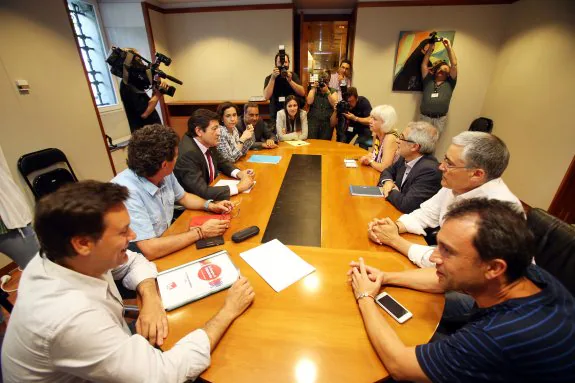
[157, 250, 239, 311]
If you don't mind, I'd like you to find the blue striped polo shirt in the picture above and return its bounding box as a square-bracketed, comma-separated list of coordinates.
[416, 265, 575, 382]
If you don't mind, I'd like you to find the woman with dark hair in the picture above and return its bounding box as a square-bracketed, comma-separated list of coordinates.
[216, 101, 255, 163]
[276, 95, 308, 141]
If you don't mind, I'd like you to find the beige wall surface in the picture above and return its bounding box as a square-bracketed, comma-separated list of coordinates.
[481, 0, 575, 209]
[152, 9, 292, 101]
[0, 0, 114, 207]
[353, 4, 509, 157]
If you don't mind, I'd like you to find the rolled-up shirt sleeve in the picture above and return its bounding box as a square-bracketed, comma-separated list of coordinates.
[111, 250, 158, 290]
[408, 244, 436, 268]
[52, 308, 211, 383]
[398, 188, 447, 235]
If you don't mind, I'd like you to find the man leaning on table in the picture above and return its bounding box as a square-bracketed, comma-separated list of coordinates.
[1, 181, 256, 383]
[349, 199, 575, 382]
[368, 131, 522, 268]
[175, 109, 255, 201]
[112, 124, 233, 260]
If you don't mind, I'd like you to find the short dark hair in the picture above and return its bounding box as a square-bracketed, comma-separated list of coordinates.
[187, 109, 219, 137]
[444, 198, 532, 282]
[274, 52, 290, 65]
[345, 87, 358, 100]
[34, 181, 129, 262]
[216, 102, 239, 125]
[127, 124, 179, 177]
[244, 102, 259, 114]
[340, 59, 353, 77]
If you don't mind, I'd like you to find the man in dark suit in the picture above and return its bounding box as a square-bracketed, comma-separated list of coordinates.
[378, 121, 442, 213]
[237, 102, 278, 150]
[174, 109, 255, 201]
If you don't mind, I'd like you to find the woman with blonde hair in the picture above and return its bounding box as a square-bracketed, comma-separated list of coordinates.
[359, 104, 399, 172]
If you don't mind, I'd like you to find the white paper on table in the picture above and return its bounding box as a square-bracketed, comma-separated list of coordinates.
[344, 159, 358, 168]
[214, 179, 256, 193]
[239, 239, 316, 292]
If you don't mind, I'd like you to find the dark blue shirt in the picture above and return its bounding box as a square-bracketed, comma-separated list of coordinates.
[416, 265, 575, 382]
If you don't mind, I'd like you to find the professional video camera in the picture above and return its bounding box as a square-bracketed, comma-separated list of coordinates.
[427, 31, 444, 44]
[106, 47, 183, 97]
[277, 45, 289, 78]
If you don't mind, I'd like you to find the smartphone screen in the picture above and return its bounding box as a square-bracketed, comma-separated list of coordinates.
[377, 294, 408, 318]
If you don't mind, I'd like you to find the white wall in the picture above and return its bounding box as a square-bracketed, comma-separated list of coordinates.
[150, 9, 293, 101]
[0, 0, 115, 266]
[481, 0, 575, 208]
[353, 4, 509, 157]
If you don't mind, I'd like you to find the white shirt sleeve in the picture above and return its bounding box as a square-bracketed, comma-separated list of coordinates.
[51, 309, 211, 383]
[407, 244, 436, 268]
[398, 188, 447, 235]
[111, 250, 158, 291]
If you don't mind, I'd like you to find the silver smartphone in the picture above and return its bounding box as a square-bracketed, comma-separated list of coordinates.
[375, 292, 413, 324]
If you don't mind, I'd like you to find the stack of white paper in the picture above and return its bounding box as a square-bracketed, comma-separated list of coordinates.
[344, 159, 358, 168]
[239, 239, 316, 292]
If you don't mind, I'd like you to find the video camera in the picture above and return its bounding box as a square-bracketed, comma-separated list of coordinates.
[106, 47, 183, 97]
[427, 31, 444, 44]
[277, 45, 289, 78]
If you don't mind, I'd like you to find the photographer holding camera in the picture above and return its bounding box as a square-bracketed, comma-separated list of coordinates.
[263, 48, 305, 127]
[336, 87, 372, 149]
[307, 71, 338, 140]
[118, 49, 167, 133]
[419, 37, 458, 135]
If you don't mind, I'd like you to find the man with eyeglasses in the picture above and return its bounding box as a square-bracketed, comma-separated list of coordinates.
[236, 102, 278, 150]
[377, 121, 442, 213]
[368, 131, 522, 269]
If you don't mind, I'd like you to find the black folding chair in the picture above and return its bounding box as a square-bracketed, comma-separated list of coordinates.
[17, 148, 78, 200]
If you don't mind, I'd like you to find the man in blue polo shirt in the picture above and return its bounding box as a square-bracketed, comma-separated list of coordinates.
[348, 198, 575, 382]
[112, 124, 233, 260]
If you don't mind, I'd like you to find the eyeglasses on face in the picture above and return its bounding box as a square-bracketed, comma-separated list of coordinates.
[398, 134, 416, 144]
[441, 155, 471, 170]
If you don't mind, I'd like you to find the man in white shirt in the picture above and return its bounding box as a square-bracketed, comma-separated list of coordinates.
[368, 131, 522, 268]
[1, 181, 255, 382]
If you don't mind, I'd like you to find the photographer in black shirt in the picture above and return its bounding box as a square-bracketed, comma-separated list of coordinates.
[337, 87, 372, 149]
[263, 50, 305, 127]
[118, 48, 168, 133]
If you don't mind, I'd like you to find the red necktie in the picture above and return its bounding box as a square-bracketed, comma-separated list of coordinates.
[205, 150, 215, 183]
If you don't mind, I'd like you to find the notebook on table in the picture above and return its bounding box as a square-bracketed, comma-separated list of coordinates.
[349, 185, 384, 197]
[157, 250, 239, 311]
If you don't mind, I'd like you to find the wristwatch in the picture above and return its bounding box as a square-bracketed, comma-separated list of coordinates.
[356, 292, 375, 302]
[203, 199, 213, 211]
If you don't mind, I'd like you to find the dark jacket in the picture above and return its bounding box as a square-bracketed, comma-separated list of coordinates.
[237, 118, 277, 149]
[174, 135, 238, 200]
[378, 154, 442, 213]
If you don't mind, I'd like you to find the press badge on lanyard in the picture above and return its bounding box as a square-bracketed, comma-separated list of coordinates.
[431, 92, 439, 98]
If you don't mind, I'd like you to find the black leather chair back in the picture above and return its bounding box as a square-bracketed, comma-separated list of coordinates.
[527, 208, 575, 296]
[469, 117, 494, 133]
[17, 148, 78, 200]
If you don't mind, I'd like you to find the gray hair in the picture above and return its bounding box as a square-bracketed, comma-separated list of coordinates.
[452, 131, 509, 180]
[370, 105, 397, 133]
[405, 121, 438, 155]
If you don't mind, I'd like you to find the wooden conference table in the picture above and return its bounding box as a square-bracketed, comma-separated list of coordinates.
[155, 140, 445, 382]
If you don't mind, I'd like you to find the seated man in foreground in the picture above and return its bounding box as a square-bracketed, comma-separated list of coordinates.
[1, 181, 255, 382]
[377, 121, 442, 213]
[349, 198, 575, 382]
[369, 131, 522, 268]
[237, 102, 278, 150]
[175, 109, 255, 201]
[113, 124, 232, 260]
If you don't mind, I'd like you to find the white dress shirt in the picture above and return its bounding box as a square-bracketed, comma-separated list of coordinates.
[1, 251, 211, 383]
[397, 178, 523, 268]
[193, 137, 240, 195]
[0, 145, 32, 229]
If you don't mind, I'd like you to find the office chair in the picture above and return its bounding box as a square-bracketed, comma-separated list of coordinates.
[17, 148, 78, 200]
[468, 117, 494, 133]
[527, 208, 575, 296]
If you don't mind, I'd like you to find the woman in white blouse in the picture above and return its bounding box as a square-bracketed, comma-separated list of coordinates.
[276, 95, 308, 141]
